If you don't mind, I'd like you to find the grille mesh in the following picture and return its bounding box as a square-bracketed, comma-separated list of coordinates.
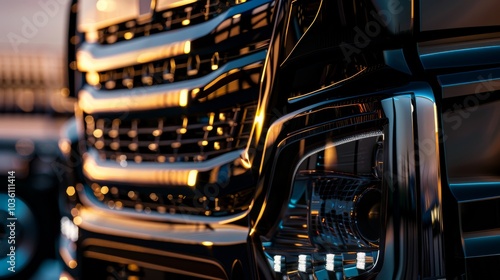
[95, 43, 266, 90]
[85, 105, 255, 163]
[97, 0, 239, 45]
[85, 180, 254, 217]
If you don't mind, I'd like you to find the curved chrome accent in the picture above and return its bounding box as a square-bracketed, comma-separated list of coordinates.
[77, 0, 271, 72]
[463, 229, 500, 258]
[78, 186, 252, 224]
[83, 148, 244, 186]
[378, 90, 445, 279]
[378, 94, 419, 278]
[77, 205, 250, 237]
[81, 238, 228, 280]
[418, 36, 500, 70]
[414, 93, 446, 278]
[156, 0, 199, 11]
[78, 51, 266, 113]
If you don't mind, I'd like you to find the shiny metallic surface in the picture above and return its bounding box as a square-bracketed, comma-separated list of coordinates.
[57, 0, 500, 279]
[244, 0, 496, 277]
[62, 0, 276, 278]
[414, 94, 446, 278]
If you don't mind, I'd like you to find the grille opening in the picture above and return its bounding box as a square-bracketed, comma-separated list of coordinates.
[84, 178, 254, 217]
[94, 43, 267, 90]
[85, 104, 256, 163]
[96, 0, 241, 45]
[89, 4, 273, 91]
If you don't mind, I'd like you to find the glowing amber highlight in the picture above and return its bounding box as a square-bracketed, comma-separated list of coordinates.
[86, 71, 100, 86]
[201, 241, 214, 246]
[66, 186, 76, 197]
[68, 260, 78, 269]
[73, 216, 83, 226]
[124, 31, 134, 40]
[187, 170, 198, 187]
[179, 89, 189, 107]
[100, 186, 109, 194]
[183, 40, 191, 54]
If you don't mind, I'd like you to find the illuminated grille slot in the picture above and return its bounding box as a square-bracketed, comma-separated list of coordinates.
[86, 182, 255, 216]
[95, 41, 268, 90]
[96, 0, 236, 44]
[88, 3, 273, 91]
[85, 105, 257, 162]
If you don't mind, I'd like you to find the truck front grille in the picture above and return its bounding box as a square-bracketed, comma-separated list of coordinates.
[72, 0, 274, 220]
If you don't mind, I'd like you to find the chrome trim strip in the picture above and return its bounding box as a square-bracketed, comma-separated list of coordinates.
[78, 187, 252, 224]
[78, 51, 266, 113]
[83, 148, 244, 186]
[156, 0, 199, 11]
[463, 229, 500, 258]
[82, 238, 228, 280]
[414, 93, 446, 277]
[437, 67, 500, 99]
[77, 0, 271, 72]
[378, 94, 419, 278]
[418, 36, 500, 70]
[84, 251, 224, 280]
[76, 206, 249, 243]
[450, 181, 500, 202]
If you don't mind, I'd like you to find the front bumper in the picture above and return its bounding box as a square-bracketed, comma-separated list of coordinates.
[59, 206, 250, 279]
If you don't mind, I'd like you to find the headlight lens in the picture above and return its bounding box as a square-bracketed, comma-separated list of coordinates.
[262, 132, 384, 279]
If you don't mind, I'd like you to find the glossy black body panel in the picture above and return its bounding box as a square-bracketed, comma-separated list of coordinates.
[244, 0, 500, 279]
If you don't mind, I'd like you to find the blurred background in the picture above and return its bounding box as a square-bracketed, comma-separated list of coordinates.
[0, 1, 73, 279]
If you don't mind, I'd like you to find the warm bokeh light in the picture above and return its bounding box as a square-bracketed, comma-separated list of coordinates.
[187, 170, 198, 187]
[66, 186, 76, 197]
[183, 40, 191, 54]
[179, 89, 189, 107]
[201, 241, 214, 247]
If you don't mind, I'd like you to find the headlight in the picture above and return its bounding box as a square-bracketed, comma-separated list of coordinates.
[246, 95, 388, 279]
[252, 88, 445, 279]
[262, 131, 384, 279]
